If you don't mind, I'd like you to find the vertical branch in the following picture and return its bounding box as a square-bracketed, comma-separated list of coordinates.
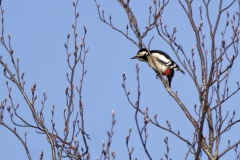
[78, 26, 89, 157]
[59, 0, 90, 159]
[179, 4, 208, 158]
[134, 63, 152, 160]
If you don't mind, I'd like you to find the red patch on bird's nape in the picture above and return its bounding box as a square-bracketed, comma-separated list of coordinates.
[164, 68, 171, 76]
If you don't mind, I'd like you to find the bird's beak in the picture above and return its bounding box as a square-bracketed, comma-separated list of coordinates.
[130, 56, 137, 59]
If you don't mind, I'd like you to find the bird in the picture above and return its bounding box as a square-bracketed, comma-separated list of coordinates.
[131, 48, 185, 88]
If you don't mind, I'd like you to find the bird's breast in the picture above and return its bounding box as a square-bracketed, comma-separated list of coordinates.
[147, 57, 167, 74]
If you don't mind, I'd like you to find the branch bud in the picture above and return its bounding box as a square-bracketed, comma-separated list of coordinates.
[165, 134, 168, 141]
[65, 87, 69, 95]
[203, 134, 206, 141]
[194, 104, 197, 108]
[154, 114, 157, 119]
[129, 127, 132, 132]
[111, 150, 115, 156]
[7, 105, 10, 112]
[222, 39, 225, 48]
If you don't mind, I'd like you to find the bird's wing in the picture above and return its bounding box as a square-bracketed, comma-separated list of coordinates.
[151, 50, 185, 74]
[151, 52, 171, 65]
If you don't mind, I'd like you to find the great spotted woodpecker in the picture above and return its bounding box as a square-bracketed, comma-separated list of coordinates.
[131, 48, 185, 88]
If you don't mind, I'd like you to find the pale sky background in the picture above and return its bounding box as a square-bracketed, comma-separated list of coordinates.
[0, 0, 239, 160]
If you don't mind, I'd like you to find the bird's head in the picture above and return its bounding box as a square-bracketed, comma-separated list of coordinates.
[131, 48, 149, 62]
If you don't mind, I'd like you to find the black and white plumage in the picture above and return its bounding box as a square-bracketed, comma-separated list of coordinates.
[131, 48, 185, 88]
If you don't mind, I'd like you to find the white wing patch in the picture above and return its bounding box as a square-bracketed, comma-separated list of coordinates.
[152, 53, 170, 64]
